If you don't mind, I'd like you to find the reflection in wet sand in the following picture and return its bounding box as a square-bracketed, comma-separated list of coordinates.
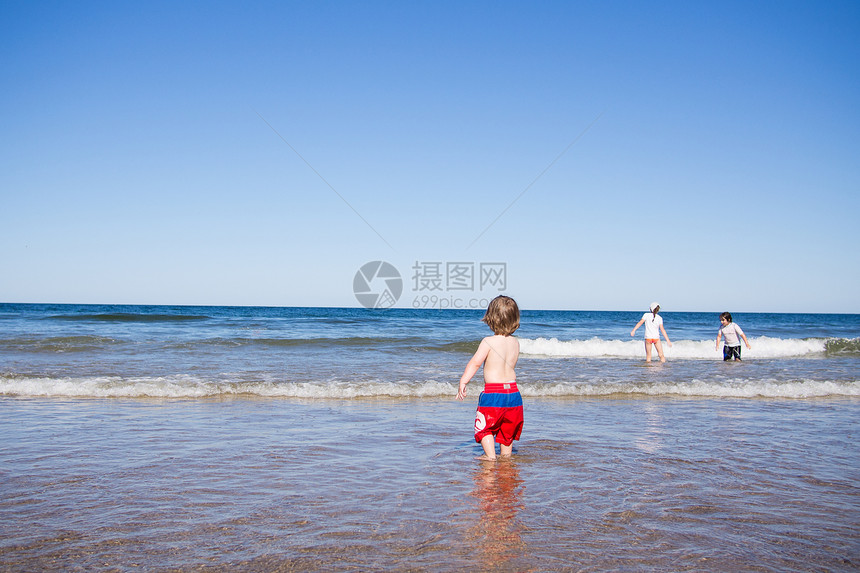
[468, 459, 526, 569]
[635, 402, 665, 453]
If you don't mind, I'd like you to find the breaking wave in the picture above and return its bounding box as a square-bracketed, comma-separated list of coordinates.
[1, 374, 857, 400]
[519, 336, 858, 359]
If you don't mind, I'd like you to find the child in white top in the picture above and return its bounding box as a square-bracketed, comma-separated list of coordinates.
[716, 312, 751, 361]
[630, 302, 672, 363]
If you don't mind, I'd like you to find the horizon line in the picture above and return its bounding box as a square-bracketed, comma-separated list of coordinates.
[0, 301, 857, 315]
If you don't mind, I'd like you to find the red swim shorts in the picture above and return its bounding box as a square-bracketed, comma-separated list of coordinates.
[474, 382, 524, 446]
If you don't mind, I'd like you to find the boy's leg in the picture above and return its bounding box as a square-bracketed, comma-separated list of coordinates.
[480, 434, 497, 459]
[497, 405, 522, 458]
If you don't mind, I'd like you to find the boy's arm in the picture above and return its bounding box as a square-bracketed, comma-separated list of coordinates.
[715, 330, 722, 350]
[457, 340, 491, 400]
[738, 326, 751, 349]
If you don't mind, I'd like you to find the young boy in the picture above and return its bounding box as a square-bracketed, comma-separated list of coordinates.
[457, 295, 522, 460]
[716, 311, 751, 361]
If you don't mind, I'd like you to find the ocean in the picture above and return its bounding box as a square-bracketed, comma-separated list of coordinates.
[1, 304, 858, 570]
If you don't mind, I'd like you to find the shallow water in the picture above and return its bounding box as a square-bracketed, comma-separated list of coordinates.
[1, 396, 857, 571]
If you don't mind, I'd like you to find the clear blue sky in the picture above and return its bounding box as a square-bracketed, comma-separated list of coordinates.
[2, 1, 858, 312]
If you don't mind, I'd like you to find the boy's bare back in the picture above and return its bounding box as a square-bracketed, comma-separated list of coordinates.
[456, 334, 519, 400]
[481, 334, 519, 384]
[457, 294, 521, 403]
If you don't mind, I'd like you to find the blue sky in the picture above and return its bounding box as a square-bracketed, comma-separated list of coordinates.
[2, 1, 858, 312]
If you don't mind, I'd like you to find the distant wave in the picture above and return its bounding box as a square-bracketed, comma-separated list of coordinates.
[0, 335, 430, 353]
[1, 374, 857, 400]
[0, 335, 122, 353]
[3, 335, 857, 357]
[48, 313, 211, 322]
[180, 336, 430, 349]
[434, 341, 482, 353]
[519, 337, 860, 359]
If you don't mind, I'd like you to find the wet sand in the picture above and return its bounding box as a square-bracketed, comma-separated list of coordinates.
[1, 396, 858, 571]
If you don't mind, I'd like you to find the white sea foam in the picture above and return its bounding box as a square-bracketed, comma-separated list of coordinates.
[517, 379, 860, 399]
[2, 374, 857, 399]
[0, 375, 222, 399]
[519, 336, 828, 359]
[0, 375, 460, 400]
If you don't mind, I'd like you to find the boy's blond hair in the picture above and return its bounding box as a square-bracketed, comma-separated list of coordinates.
[482, 295, 520, 336]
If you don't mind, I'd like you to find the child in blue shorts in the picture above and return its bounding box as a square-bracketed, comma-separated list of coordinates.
[716, 311, 752, 360]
